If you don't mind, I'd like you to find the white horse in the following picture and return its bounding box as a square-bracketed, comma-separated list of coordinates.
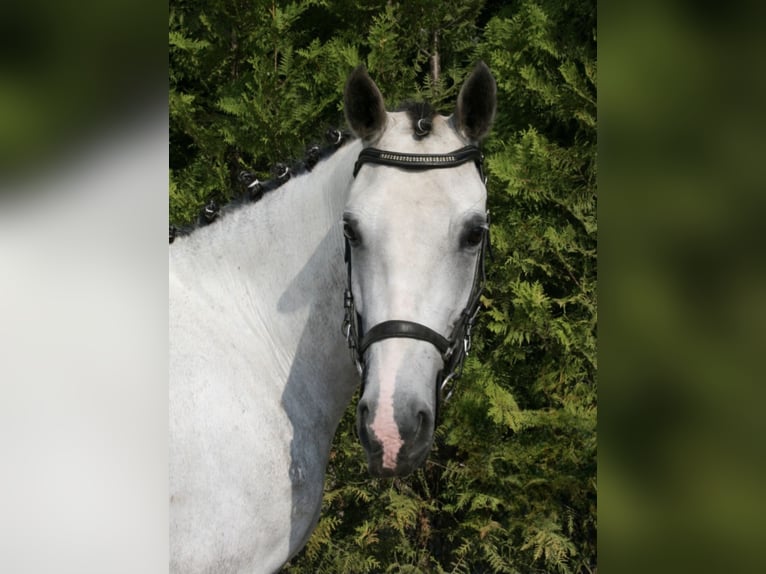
[170, 62, 496, 573]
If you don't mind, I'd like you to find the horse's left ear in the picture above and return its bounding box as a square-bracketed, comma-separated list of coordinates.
[454, 61, 497, 142]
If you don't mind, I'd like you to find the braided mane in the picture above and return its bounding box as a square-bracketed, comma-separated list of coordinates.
[397, 101, 437, 138]
[170, 100, 438, 244]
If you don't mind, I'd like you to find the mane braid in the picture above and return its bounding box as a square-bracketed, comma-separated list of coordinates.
[169, 128, 354, 243]
[397, 101, 436, 139]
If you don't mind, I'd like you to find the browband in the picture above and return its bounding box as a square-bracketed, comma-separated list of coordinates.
[353, 145, 483, 178]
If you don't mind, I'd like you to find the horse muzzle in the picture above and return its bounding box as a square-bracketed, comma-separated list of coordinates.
[356, 389, 435, 477]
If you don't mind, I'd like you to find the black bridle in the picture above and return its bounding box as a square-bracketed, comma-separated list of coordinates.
[342, 144, 489, 406]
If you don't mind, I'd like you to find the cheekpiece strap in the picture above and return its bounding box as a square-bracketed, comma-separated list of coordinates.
[353, 145, 483, 178]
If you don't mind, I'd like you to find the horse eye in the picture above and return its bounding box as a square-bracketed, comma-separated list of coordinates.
[463, 226, 485, 248]
[343, 221, 360, 244]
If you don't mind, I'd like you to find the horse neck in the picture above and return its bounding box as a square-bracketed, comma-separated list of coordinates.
[173, 139, 362, 425]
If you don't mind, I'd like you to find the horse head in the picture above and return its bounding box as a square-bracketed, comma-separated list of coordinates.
[342, 62, 496, 477]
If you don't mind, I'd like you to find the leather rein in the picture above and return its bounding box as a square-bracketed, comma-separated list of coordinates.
[342, 144, 489, 405]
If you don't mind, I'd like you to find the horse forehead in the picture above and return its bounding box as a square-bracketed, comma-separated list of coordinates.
[350, 171, 478, 235]
[358, 160, 484, 212]
[348, 112, 485, 223]
[351, 112, 485, 209]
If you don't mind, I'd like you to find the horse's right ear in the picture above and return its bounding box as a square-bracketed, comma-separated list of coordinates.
[454, 61, 497, 142]
[344, 66, 387, 141]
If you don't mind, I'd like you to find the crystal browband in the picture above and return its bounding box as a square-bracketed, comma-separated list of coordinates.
[378, 152, 458, 163]
[353, 145, 483, 177]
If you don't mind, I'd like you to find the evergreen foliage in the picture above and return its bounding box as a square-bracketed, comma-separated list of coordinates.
[170, 1, 596, 572]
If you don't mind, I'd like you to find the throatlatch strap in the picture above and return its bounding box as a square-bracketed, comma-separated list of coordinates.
[353, 145, 483, 177]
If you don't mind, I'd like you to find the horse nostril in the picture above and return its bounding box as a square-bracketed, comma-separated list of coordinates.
[356, 402, 371, 450]
[415, 410, 431, 439]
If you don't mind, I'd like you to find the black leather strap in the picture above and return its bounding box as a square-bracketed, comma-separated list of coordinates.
[359, 320, 451, 356]
[353, 145, 483, 177]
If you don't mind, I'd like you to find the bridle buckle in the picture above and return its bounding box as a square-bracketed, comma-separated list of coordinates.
[440, 369, 461, 402]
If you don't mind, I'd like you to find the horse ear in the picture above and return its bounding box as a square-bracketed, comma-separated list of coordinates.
[344, 66, 387, 141]
[454, 61, 497, 142]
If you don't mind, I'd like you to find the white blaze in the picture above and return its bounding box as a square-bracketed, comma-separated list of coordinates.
[369, 343, 404, 469]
